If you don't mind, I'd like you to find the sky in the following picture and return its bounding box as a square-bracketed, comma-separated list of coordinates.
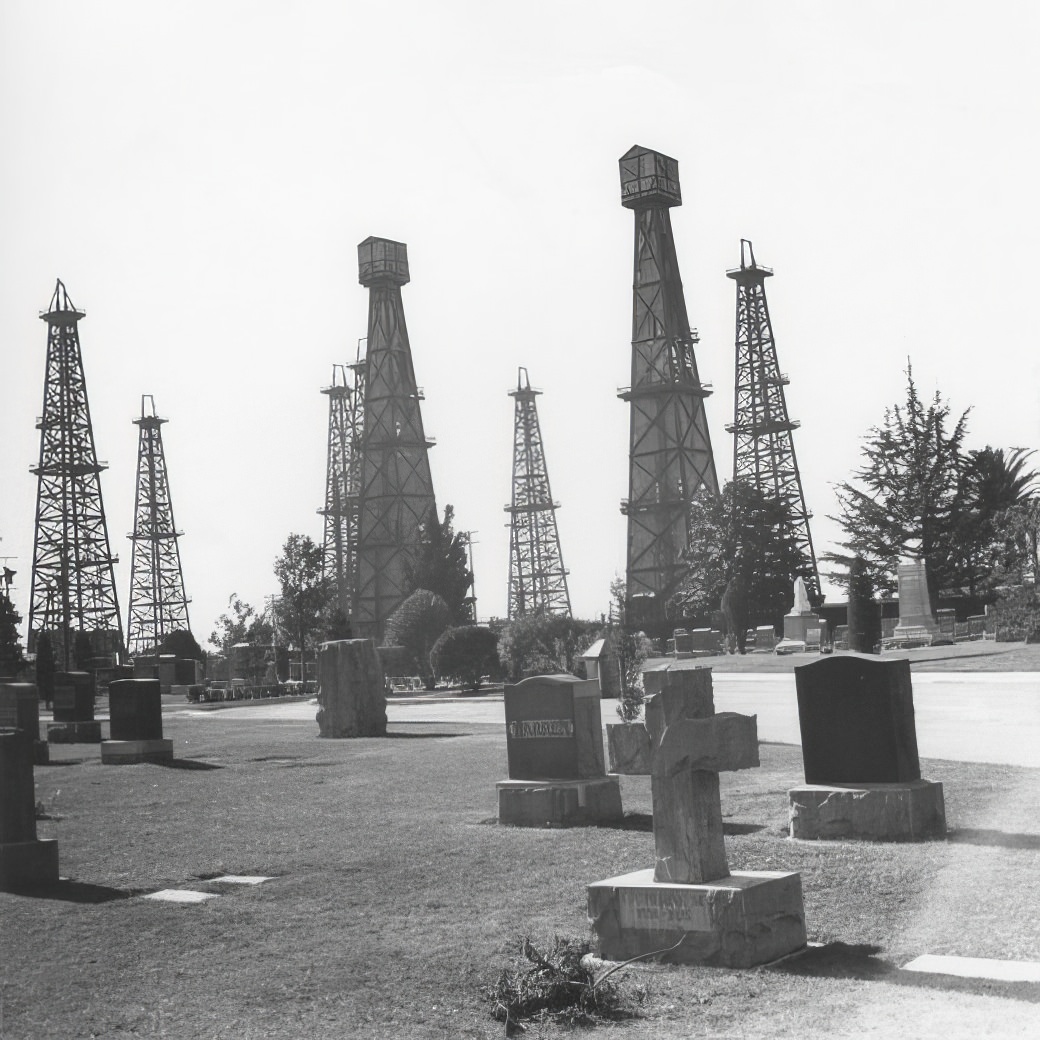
[1, 1, 1038, 650]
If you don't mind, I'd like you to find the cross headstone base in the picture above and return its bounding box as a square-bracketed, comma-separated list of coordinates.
[100, 738, 175, 765]
[789, 780, 946, 841]
[588, 868, 806, 968]
[497, 776, 622, 827]
[47, 721, 102, 744]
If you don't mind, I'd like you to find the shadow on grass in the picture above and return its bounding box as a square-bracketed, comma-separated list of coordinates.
[600, 814, 764, 835]
[156, 758, 224, 771]
[39, 759, 87, 767]
[10, 879, 140, 904]
[947, 828, 1040, 851]
[772, 942, 1040, 1003]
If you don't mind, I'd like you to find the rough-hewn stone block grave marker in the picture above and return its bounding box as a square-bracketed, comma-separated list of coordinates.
[47, 670, 101, 744]
[0, 682, 49, 764]
[315, 639, 387, 738]
[588, 664, 806, 967]
[789, 654, 946, 840]
[101, 679, 174, 764]
[1, 729, 59, 889]
[497, 674, 622, 827]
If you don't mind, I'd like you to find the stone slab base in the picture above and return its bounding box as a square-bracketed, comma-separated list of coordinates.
[101, 739, 174, 765]
[47, 721, 102, 744]
[588, 868, 806, 968]
[0, 839, 59, 890]
[497, 776, 623, 827]
[789, 780, 946, 841]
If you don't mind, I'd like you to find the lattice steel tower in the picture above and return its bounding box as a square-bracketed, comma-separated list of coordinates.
[726, 239, 820, 601]
[319, 359, 365, 621]
[354, 238, 437, 640]
[618, 146, 718, 627]
[505, 368, 571, 619]
[126, 395, 192, 657]
[29, 280, 124, 668]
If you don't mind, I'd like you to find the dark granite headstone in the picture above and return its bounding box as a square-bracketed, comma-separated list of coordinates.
[108, 679, 164, 741]
[0, 730, 36, 845]
[52, 671, 95, 722]
[795, 654, 921, 784]
[0, 684, 47, 763]
[504, 675, 604, 781]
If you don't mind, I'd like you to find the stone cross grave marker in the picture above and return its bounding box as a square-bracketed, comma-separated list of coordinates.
[589, 663, 806, 967]
[0, 729, 59, 889]
[789, 654, 946, 840]
[497, 674, 622, 827]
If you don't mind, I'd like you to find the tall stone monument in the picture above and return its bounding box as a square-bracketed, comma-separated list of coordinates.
[315, 639, 387, 738]
[893, 558, 940, 644]
[789, 654, 946, 840]
[776, 577, 823, 652]
[588, 664, 806, 967]
[101, 678, 174, 763]
[47, 671, 101, 743]
[1, 729, 59, 889]
[497, 674, 622, 827]
[0, 682, 49, 764]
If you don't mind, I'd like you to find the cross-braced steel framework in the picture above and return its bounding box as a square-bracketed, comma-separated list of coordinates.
[126, 395, 192, 656]
[618, 146, 719, 627]
[505, 368, 571, 619]
[726, 240, 820, 601]
[29, 280, 124, 668]
[354, 237, 437, 640]
[319, 358, 365, 621]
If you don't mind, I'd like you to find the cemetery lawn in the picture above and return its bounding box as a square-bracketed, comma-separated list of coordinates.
[4, 715, 1039, 1039]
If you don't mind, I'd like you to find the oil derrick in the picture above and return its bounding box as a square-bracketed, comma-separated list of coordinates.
[319, 359, 365, 622]
[618, 146, 719, 628]
[505, 368, 571, 619]
[354, 238, 436, 640]
[29, 280, 124, 668]
[726, 239, 820, 601]
[126, 395, 192, 657]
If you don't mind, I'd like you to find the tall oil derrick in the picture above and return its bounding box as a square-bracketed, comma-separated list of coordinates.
[126, 395, 192, 657]
[354, 237, 436, 640]
[28, 280, 124, 668]
[319, 359, 365, 621]
[505, 368, 572, 619]
[725, 239, 820, 601]
[618, 146, 719, 628]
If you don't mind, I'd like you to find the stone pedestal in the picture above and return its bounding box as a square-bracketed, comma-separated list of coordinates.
[1, 730, 59, 890]
[588, 868, 806, 968]
[497, 776, 623, 827]
[101, 679, 173, 765]
[789, 780, 946, 841]
[605, 723, 651, 775]
[0, 683, 49, 764]
[893, 558, 940, 642]
[316, 639, 387, 738]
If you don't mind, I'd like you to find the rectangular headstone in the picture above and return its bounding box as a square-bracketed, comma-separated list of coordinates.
[108, 679, 164, 742]
[504, 675, 604, 781]
[795, 655, 921, 784]
[52, 672, 95, 722]
[0, 730, 37, 845]
[0, 684, 41, 746]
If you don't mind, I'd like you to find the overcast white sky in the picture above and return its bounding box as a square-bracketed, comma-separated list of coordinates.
[2, 1, 1038, 649]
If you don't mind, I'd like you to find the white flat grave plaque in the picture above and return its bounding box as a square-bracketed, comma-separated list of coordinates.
[143, 889, 219, 904]
[211, 875, 275, 885]
[904, 954, 1040, 983]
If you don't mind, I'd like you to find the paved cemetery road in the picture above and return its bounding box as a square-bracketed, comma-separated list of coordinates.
[170, 671, 1040, 769]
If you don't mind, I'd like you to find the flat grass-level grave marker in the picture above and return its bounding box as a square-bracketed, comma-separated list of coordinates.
[143, 889, 219, 904]
[47, 670, 101, 744]
[497, 674, 623, 827]
[0, 681, 49, 764]
[315, 638, 388, 738]
[588, 664, 807, 967]
[101, 678, 174, 764]
[789, 654, 946, 840]
[0, 728, 59, 890]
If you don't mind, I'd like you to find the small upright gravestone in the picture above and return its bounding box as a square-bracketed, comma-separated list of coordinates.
[588, 664, 806, 967]
[0, 682, 49, 764]
[0, 729, 59, 889]
[497, 674, 622, 827]
[101, 679, 174, 764]
[789, 654, 945, 840]
[47, 671, 102, 744]
[315, 639, 387, 738]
